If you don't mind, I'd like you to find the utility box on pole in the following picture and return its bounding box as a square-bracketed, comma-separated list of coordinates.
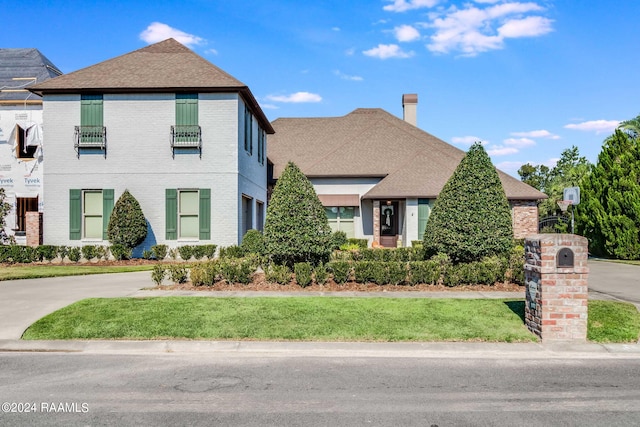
[524, 234, 589, 342]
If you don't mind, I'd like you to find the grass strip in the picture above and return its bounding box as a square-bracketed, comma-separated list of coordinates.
[588, 300, 640, 343]
[23, 297, 537, 342]
[0, 265, 155, 281]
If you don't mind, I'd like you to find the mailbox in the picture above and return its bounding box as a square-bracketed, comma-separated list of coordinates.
[557, 248, 574, 267]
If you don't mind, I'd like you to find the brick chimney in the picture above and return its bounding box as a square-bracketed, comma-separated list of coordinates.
[402, 93, 418, 126]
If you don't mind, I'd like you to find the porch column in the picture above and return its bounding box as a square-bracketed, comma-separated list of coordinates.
[373, 200, 380, 244]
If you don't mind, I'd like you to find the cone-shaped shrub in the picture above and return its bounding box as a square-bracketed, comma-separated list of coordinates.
[264, 161, 331, 266]
[423, 142, 513, 263]
[107, 190, 147, 250]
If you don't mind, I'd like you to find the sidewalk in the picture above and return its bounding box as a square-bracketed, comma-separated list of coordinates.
[1, 339, 640, 358]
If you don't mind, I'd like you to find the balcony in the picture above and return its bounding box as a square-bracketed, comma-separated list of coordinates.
[171, 125, 202, 158]
[74, 126, 106, 158]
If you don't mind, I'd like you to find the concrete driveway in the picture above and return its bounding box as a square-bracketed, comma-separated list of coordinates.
[588, 260, 640, 308]
[0, 271, 150, 340]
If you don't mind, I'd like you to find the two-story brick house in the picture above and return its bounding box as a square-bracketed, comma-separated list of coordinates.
[30, 39, 273, 250]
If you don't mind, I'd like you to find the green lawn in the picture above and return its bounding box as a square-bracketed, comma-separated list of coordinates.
[0, 264, 155, 281]
[22, 297, 639, 343]
[23, 297, 534, 342]
[588, 300, 640, 342]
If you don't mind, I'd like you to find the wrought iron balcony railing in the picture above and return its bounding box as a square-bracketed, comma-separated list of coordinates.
[74, 126, 106, 158]
[171, 125, 202, 158]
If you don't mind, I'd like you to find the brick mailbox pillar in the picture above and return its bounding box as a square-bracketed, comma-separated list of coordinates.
[524, 234, 589, 342]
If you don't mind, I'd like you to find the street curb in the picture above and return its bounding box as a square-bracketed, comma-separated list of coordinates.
[1, 340, 639, 358]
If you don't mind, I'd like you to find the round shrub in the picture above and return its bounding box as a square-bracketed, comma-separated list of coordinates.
[241, 229, 266, 255]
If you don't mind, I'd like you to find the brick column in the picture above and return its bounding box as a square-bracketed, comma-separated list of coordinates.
[373, 201, 380, 245]
[511, 200, 539, 239]
[26, 212, 43, 247]
[524, 234, 589, 342]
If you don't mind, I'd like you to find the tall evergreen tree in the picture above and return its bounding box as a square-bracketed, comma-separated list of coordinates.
[107, 190, 148, 250]
[576, 129, 640, 259]
[423, 142, 513, 263]
[264, 161, 331, 266]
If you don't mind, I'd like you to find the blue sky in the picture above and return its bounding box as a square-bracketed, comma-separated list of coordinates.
[4, 0, 639, 176]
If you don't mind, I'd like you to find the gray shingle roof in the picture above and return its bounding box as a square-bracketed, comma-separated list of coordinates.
[268, 108, 546, 201]
[0, 48, 62, 102]
[29, 38, 273, 133]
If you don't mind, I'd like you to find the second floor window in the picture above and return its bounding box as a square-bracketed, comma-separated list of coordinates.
[175, 93, 198, 141]
[79, 94, 104, 144]
[244, 105, 253, 154]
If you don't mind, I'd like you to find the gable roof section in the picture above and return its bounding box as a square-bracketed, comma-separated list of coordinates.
[29, 38, 273, 133]
[0, 48, 62, 102]
[268, 108, 546, 200]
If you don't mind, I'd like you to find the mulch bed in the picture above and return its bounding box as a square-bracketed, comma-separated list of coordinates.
[157, 272, 525, 293]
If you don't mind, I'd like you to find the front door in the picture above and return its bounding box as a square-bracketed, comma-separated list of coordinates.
[379, 202, 398, 247]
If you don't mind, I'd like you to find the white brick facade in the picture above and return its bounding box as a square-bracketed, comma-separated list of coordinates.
[42, 93, 267, 249]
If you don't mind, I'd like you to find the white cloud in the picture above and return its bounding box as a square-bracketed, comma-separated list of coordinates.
[260, 103, 279, 110]
[140, 22, 204, 47]
[452, 136, 487, 145]
[334, 70, 363, 81]
[487, 145, 519, 156]
[498, 16, 553, 38]
[332, 27, 341, 32]
[383, 0, 439, 13]
[394, 25, 421, 42]
[495, 160, 526, 174]
[510, 129, 560, 139]
[363, 44, 414, 59]
[504, 137, 536, 148]
[425, 2, 553, 56]
[345, 47, 356, 56]
[265, 92, 322, 103]
[564, 120, 620, 134]
[205, 48, 218, 55]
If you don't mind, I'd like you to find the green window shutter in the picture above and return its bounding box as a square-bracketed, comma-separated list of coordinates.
[199, 188, 211, 240]
[176, 94, 198, 126]
[102, 189, 114, 240]
[69, 189, 82, 240]
[81, 95, 103, 127]
[166, 189, 178, 240]
[418, 199, 430, 241]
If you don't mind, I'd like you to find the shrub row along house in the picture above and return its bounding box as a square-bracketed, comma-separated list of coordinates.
[4, 38, 544, 251]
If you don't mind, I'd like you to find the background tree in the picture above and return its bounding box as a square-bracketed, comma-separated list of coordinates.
[423, 142, 513, 263]
[518, 146, 591, 218]
[263, 161, 331, 266]
[619, 113, 640, 138]
[517, 163, 551, 193]
[576, 129, 640, 259]
[0, 188, 13, 245]
[107, 190, 148, 250]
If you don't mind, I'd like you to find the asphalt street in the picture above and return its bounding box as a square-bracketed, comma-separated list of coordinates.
[1, 353, 639, 426]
